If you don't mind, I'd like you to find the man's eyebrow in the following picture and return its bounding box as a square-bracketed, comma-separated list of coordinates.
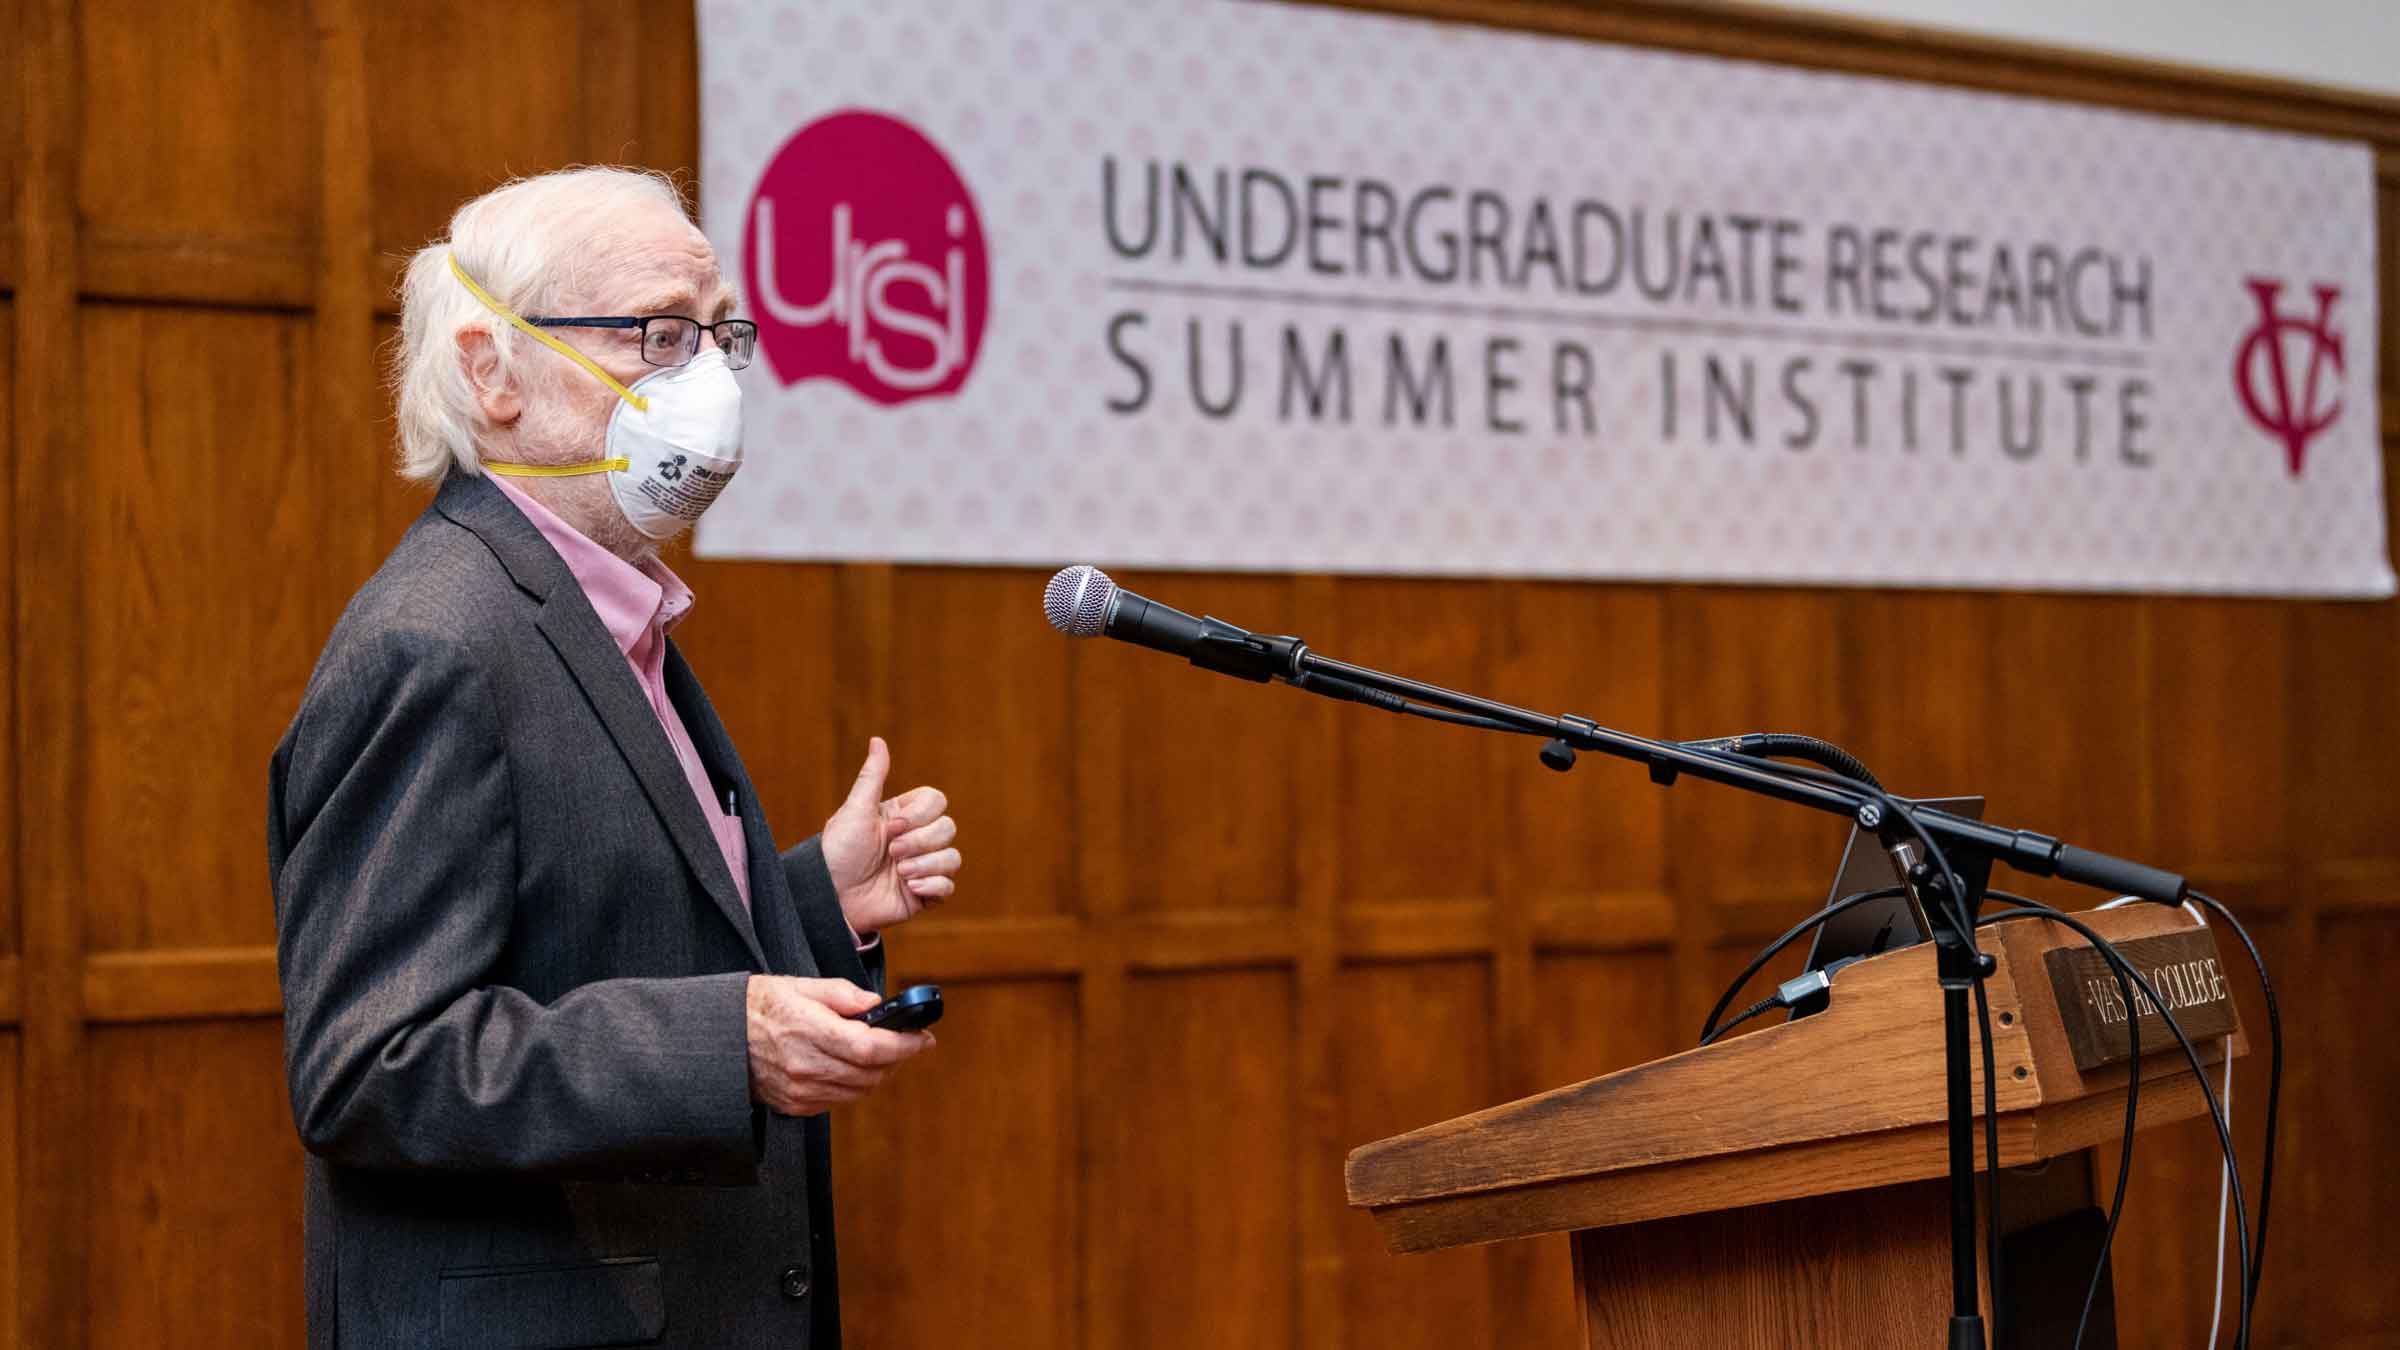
[627, 288, 698, 316]
[711, 289, 740, 321]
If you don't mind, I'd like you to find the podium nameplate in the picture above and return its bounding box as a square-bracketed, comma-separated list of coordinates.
[2043, 927, 2238, 1072]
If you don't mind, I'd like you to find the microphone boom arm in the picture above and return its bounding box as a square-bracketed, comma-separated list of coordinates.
[1278, 643, 2184, 905]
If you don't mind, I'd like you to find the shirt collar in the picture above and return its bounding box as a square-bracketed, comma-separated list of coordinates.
[486, 473, 694, 655]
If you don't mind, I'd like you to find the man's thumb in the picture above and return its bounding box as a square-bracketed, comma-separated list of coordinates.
[800, 978, 883, 1015]
[843, 736, 891, 812]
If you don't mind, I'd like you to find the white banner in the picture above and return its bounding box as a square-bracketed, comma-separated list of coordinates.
[695, 0, 2392, 596]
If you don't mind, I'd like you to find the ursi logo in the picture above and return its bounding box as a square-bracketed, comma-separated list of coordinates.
[2232, 277, 2344, 478]
[744, 110, 990, 406]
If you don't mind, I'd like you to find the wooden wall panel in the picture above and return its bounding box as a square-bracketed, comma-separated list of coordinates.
[832, 979, 1079, 1350]
[365, 2, 596, 266]
[0, 298, 13, 962]
[1494, 584, 1671, 898]
[2290, 601, 2400, 870]
[83, 1023, 302, 1350]
[0, 0, 18, 290]
[1119, 971, 1296, 1350]
[1337, 581, 1503, 906]
[77, 308, 319, 953]
[16, 6, 85, 1347]
[2149, 598, 2293, 871]
[1528, 954, 1680, 1093]
[1840, 591, 2001, 795]
[1333, 961, 1493, 1350]
[1664, 588, 1852, 901]
[1843, 592, 2159, 914]
[1981, 596, 2156, 857]
[76, 0, 317, 302]
[365, 0, 700, 282]
[1094, 571, 1306, 913]
[880, 568, 1081, 918]
[2297, 912, 2400, 1344]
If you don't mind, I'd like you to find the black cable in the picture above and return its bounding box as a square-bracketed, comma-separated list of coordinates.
[1291, 670, 1535, 734]
[1982, 902, 2251, 1350]
[1683, 731, 1885, 790]
[2186, 891, 2281, 1336]
[1673, 741, 1963, 937]
[1973, 973, 2004, 1350]
[1386, 699, 1533, 733]
[2027, 890, 2273, 1350]
[1980, 897, 2142, 1350]
[1674, 749, 1981, 946]
[1701, 992, 1782, 1046]
[1697, 886, 1909, 1043]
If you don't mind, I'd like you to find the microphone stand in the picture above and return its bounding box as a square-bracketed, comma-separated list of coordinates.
[1182, 622, 2183, 1350]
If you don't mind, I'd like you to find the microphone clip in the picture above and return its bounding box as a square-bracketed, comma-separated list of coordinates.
[1188, 622, 1306, 684]
[1540, 715, 1601, 772]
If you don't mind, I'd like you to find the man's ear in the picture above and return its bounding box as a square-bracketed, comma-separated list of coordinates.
[456, 325, 522, 427]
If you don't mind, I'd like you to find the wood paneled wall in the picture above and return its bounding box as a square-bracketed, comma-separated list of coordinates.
[6, 1, 2397, 1346]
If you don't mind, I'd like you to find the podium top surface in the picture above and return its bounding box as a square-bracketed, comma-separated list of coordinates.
[1344, 903, 2242, 1254]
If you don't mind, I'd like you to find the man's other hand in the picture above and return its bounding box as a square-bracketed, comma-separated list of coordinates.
[822, 736, 960, 939]
[745, 976, 933, 1115]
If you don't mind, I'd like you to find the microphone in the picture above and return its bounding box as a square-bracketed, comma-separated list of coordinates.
[1042, 565, 1302, 683]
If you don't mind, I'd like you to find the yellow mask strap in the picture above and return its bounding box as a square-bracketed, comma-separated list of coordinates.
[447, 253, 650, 414]
[482, 457, 630, 478]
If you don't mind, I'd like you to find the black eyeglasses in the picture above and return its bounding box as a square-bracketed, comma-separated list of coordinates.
[525, 314, 760, 371]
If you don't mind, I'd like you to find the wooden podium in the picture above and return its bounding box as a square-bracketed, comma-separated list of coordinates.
[1346, 904, 2243, 1349]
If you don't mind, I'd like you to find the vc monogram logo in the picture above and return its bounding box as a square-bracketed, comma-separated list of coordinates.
[2233, 277, 2344, 478]
[744, 110, 989, 406]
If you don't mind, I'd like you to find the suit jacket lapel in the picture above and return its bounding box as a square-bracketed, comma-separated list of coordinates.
[437, 475, 769, 972]
[662, 647, 826, 980]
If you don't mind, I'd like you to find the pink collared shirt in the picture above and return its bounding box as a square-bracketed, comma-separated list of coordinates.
[488, 475, 751, 911]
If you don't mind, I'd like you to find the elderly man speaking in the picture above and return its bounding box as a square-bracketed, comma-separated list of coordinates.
[268, 167, 958, 1349]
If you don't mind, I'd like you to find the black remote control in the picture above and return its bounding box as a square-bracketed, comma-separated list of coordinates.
[851, 984, 942, 1032]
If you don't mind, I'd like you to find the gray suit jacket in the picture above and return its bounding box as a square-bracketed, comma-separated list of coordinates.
[269, 472, 879, 1349]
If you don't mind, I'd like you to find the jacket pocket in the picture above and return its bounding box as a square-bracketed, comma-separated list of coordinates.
[437, 1256, 666, 1349]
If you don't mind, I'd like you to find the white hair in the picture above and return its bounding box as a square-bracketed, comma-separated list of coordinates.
[393, 166, 694, 482]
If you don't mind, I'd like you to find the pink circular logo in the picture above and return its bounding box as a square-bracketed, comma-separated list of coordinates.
[744, 110, 989, 405]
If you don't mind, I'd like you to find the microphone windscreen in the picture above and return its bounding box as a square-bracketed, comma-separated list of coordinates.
[1043, 565, 1116, 637]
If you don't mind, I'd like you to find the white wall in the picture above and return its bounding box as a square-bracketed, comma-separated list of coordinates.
[1782, 0, 2400, 99]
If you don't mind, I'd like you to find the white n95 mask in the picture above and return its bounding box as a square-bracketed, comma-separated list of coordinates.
[588, 349, 745, 539]
[449, 253, 746, 539]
